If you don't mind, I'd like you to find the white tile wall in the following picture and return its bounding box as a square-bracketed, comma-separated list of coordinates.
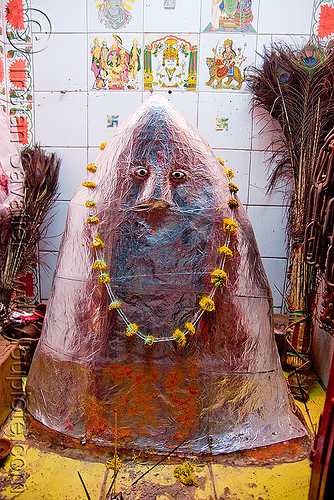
[214, 148, 250, 205]
[258, 0, 314, 35]
[32, 0, 87, 33]
[39, 201, 70, 252]
[198, 92, 253, 149]
[28, 0, 317, 311]
[87, 90, 142, 147]
[45, 147, 88, 201]
[262, 257, 288, 310]
[34, 91, 87, 147]
[144, 0, 201, 33]
[39, 251, 58, 301]
[249, 150, 291, 206]
[33, 34, 88, 92]
[247, 205, 288, 258]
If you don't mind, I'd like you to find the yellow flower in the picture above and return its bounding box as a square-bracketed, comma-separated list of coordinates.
[85, 200, 96, 207]
[109, 300, 121, 310]
[91, 234, 104, 248]
[217, 157, 225, 166]
[211, 269, 227, 288]
[173, 329, 186, 347]
[199, 295, 215, 312]
[126, 323, 138, 337]
[228, 182, 239, 193]
[218, 246, 233, 258]
[82, 181, 97, 188]
[93, 259, 107, 270]
[97, 273, 110, 284]
[100, 141, 107, 150]
[87, 216, 99, 224]
[174, 460, 199, 488]
[144, 335, 155, 346]
[223, 167, 234, 179]
[106, 454, 122, 471]
[223, 218, 238, 234]
[227, 197, 239, 208]
[86, 163, 97, 173]
[184, 322, 195, 335]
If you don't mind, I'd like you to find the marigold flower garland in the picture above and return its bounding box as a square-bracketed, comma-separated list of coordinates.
[82, 155, 239, 347]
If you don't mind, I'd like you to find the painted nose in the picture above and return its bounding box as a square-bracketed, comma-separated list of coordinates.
[139, 172, 173, 207]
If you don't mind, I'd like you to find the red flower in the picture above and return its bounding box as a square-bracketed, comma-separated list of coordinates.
[15, 115, 29, 145]
[5, 0, 24, 31]
[318, 4, 334, 39]
[0, 57, 4, 84]
[9, 58, 27, 89]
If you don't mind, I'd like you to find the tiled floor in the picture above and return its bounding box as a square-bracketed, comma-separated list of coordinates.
[0, 373, 325, 500]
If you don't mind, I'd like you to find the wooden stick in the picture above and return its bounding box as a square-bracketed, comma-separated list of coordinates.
[77, 471, 92, 500]
[99, 468, 110, 500]
[123, 440, 186, 495]
[114, 410, 118, 496]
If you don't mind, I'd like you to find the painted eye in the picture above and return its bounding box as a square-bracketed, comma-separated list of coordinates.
[171, 170, 186, 181]
[134, 167, 148, 178]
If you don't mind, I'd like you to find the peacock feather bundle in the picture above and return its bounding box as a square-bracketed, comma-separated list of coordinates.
[0, 145, 60, 320]
[248, 40, 334, 373]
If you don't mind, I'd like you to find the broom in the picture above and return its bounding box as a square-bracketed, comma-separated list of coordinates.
[247, 39, 334, 374]
[0, 145, 60, 326]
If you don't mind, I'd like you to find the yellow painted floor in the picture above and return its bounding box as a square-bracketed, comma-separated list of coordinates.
[0, 374, 325, 500]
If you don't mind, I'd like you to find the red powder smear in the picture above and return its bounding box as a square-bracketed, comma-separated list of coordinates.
[5, 0, 24, 31]
[318, 4, 334, 39]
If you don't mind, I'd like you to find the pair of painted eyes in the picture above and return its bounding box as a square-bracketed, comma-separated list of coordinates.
[133, 167, 186, 181]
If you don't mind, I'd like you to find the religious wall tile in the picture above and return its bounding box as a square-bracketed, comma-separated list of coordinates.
[5, 0, 33, 146]
[202, 0, 256, 33]
[88, 0, 143, 33]
[90, 34, 142, 91]
[312, 0, 334, 41]
[144, 34, 198, 91]
[198, 92, 252, 149]
[0, 6, 5, 111]
[0, 42, 5, 111]
[87, 91, 142, 146]
[164, 0, 176, 8]
[198, 33, 255, 92]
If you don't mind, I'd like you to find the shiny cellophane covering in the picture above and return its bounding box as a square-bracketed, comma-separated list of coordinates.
[27, 95, 307, 454]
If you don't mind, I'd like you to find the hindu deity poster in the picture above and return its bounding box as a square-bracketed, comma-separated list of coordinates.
[204, 0, 255, 33]
[144, 35, 198, 91]
[94, 0, 135, 30]
[205, 36, 248, 90]
[90, 35, 141, 90]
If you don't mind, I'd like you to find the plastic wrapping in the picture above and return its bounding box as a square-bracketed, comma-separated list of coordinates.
[26, 95, 307, 454]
